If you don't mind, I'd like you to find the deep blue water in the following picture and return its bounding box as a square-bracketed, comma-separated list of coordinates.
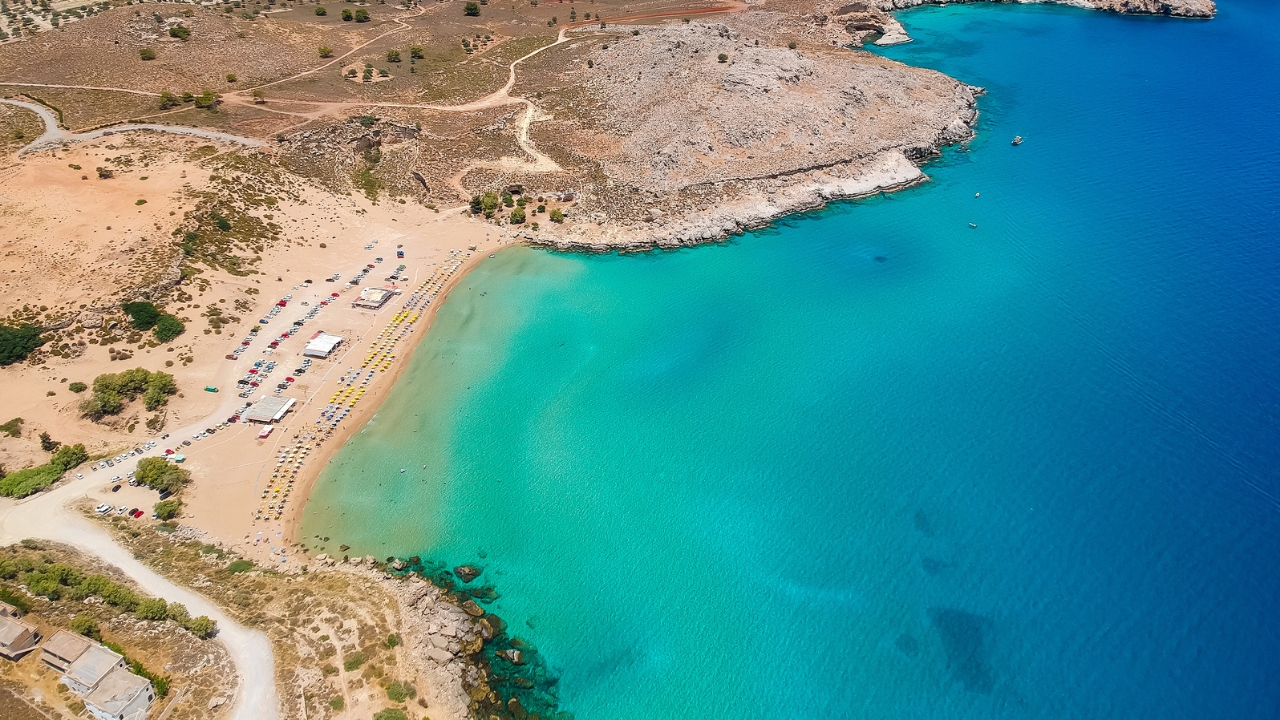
[303, 2, 1280, 717]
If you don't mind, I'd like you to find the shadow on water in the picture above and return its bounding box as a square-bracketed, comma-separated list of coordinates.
[929, 608, 995, 694]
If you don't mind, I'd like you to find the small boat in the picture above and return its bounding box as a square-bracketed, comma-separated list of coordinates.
[1011, 135, 1023, 146]
[968, 222, 977, 228]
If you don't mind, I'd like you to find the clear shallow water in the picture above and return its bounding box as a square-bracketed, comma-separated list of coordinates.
[303, 3, 1280, 718]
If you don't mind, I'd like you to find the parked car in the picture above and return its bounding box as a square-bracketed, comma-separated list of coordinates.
[95, 503, 112, 515]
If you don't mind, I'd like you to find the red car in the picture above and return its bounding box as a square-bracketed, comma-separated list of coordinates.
[131, 509, 144, 518]
[164, 448, 174, 455]
[285, 377, 295, 383]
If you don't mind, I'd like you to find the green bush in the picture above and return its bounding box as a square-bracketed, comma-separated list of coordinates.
[328, 696, 344, 710]
[0, 586, 31, 614]
[373, 710, 408, 720]
[0, 324, 45, 366]
[68, 382, 87, 393]
[353, 8, 369, 21]
[342, 651, 365, 672]
[464, 1, 479, 15]
[509, 207, 525, 224]
[154, 314, 185, 342]
[410, 45, 424, 59]
[387, 49, 400, 62]
[166, 602, 191, 626]
[122, 301, 161, 330]
[153, 498, 182, 520]
[341, 8, 352, 20]
[139, 48, 156, 60]
[319, 45, 333, 57]
[186, 615, 217, 638]
[0, 443, 87, 497]
[386, 680, 415, 703]
[135, 597, 169, 621]
[225, 559, 255, 574]
[0, 417, 22, 437]
[549, 208, 565, 223]
[169, 25, 190, 40]
[70, 613, 101, 639]
[314, 5, 326, 15]
[82, 369, 176, 419]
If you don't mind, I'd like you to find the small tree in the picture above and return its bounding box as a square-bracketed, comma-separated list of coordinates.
[68, 382, 87, 393]
[136, 597, 169, 621]
[314, 5, 326, 14]
[353, 8, 369, 21]
[154, 498, 182, 520]
[226, 73, 237, 83]
[39, 432, 60, 452]
[341, 8, 351, 20]
[549, 208, 565, 223]
[139, 48, 156, 60]
[154, 315, 185, 342]
[159, 91, 180, 109]
[509, 207, 525, 224]
[386, 49, 400, 62]
[319, 45, 333, 57]
[70, 614, 101, 640]
[410, 45, 424, 59]
[168, 25, 190, 40]
[464, 1, 479, 16]
[186, 615, 216, 638]
[718, 53, 728, 63]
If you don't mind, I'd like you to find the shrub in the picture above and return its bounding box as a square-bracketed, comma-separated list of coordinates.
[342, 652, 365, 671]
[0, 443, 87, 497]
[509, 207, 525, 224]
[193, 90, 219, 110]
[386, 681, 415, 702]
[386, 49, 400, 62]
[354, 8, 369, 21]
[410, 45, 424, 59]
[0, 324, 45, 366]
[318, 45, 333, 57]
[314, 5, 326, 15]
[341, 8, 351, 20]
[0, 418, 23, 438]
[123, 301, 161, 330]
[225, 559, 255, 574]
[83, 369, 176, 419]
[788, 41, 798, 50]
[464, 1, 479, 16]
[166, 602, 191, 626]
[329, 696, 344, 710]
[154, 314, 185, 342]
[135, 198, 147, 206]
[718, 53, 728, 63]
[70, 614, 101, 639]
[136, 457, 190, 494]
[0, 587, 31, 614]
[549, 208, 564, 223]
[68, 382, 87, 393]
[39, 432, 60, 452]
[469, 195, 483, 214]
[186, 615, 216, 638]
[135, 597, 169, 621]
[139, 48, 156, 60]
[226, 73, 237, 83]
[168, 25, 190, 41]
[153, 498, 182, 520]
[373, 710, 408, 720]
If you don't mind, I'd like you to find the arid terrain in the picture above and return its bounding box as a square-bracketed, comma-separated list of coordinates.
[0, 0, 1215, 717]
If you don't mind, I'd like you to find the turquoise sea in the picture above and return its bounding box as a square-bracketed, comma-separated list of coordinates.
[303, 2, 1280, 717]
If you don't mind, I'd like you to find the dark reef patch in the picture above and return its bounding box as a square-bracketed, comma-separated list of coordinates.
[929, 607, 994, 694]
[921, 557, 949, 575]
[895, 633, 920, 657]
[913, 509, 935, 537]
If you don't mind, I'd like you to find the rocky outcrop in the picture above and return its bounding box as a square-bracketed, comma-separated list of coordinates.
[876, 0, 1214, 18]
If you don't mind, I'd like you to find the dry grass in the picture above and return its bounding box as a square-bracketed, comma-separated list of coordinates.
[0, 103, 43, 155]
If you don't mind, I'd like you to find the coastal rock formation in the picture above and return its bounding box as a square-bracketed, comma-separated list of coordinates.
[878, 0, 1215, 18]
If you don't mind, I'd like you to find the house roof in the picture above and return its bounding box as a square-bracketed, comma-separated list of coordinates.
[243, 396, 297, 423]
[84, 666, 152, 715]
[304, 332, 343, 354]
[43, 630, 92, 662]
[0, 615, 37, 646]
[65, 643, 123, 689]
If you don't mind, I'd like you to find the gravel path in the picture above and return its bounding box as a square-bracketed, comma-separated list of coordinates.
[0, 98, 266, 154]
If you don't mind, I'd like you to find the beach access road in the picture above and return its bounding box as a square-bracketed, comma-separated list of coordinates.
[0, 456, 280, 720]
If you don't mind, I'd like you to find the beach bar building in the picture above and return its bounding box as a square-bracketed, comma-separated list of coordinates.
[351, 286, 395, 310]
[243, 396, 297, 424]
[303, 331, 343, 359]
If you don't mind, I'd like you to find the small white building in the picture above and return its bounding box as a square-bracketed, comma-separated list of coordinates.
[62, 643, 127, 696]
[39, 631, 154, 720]
[303, 331, 343, 358]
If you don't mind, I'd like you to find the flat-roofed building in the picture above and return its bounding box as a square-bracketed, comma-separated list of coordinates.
[303, 331, 343, 358]
[351, 286, 395, 310]
[63, 643, 127, 696]
[83, 666, 155, 720]
[242, 396, 297, 424]
[42, 629, 92, 672]
[0, 614, 39, 660]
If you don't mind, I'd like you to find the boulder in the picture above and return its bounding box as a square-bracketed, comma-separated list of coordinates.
[454, 565, 482, 583]
[425, 647, 454, 663]
[461, 600, 485, 616]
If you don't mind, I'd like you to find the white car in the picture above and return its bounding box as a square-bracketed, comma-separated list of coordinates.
[95, 503, 112, 515]
[76, 473, 84, 479]
[116, 506, 128, 515]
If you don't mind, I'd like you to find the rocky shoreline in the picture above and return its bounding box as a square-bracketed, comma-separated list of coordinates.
[325, 555, 570, 720]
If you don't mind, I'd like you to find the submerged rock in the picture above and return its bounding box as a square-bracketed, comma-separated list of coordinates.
[455, 565, 482, 583]
[462, 599, 485, 617]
